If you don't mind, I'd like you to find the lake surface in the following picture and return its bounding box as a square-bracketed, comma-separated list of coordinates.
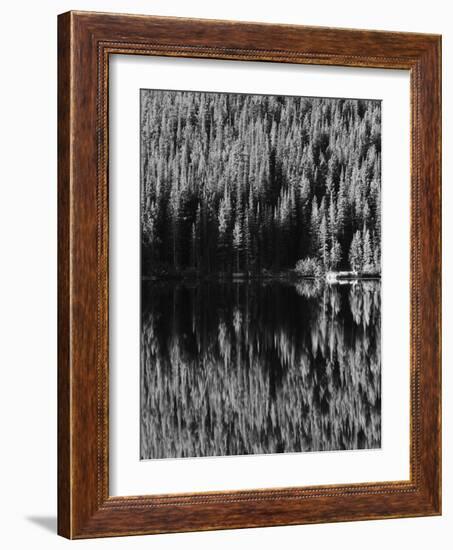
[140, 279, 381, 459]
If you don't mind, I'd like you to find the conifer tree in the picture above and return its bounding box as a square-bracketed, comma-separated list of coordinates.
[362, 226, 373, 273]
[349, 231, 363, 272]
[233, 219, 243, 272]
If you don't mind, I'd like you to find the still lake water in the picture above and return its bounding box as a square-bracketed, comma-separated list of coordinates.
[140, 279, 381, 459]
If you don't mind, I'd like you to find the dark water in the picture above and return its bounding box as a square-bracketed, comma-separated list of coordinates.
[140, 279, 381, 459]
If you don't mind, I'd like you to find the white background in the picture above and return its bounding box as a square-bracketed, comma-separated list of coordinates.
[110, 57, 410, 495]
[0, 0, 450, 548]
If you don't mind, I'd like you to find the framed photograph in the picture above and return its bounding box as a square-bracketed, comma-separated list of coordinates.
[58, 11, 441, 539]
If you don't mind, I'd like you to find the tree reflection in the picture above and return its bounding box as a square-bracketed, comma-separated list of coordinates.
[140, 280, 381, 459]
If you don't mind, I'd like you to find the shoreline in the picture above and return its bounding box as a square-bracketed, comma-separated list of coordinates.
[142, 271, 381, 283]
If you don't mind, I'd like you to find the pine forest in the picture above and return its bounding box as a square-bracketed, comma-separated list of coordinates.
[140, 89, 381, 278]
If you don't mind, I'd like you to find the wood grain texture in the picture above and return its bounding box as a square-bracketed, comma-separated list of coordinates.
[57, 10, 441, 539]
[57, 11, 72, 538]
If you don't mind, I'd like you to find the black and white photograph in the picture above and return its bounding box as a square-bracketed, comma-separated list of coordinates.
[140, 89, 382, 460]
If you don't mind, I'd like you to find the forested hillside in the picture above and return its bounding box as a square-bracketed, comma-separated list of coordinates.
[140, 90, 381, 277]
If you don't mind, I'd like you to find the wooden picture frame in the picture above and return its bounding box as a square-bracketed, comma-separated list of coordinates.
[58, 10, 441, 539]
